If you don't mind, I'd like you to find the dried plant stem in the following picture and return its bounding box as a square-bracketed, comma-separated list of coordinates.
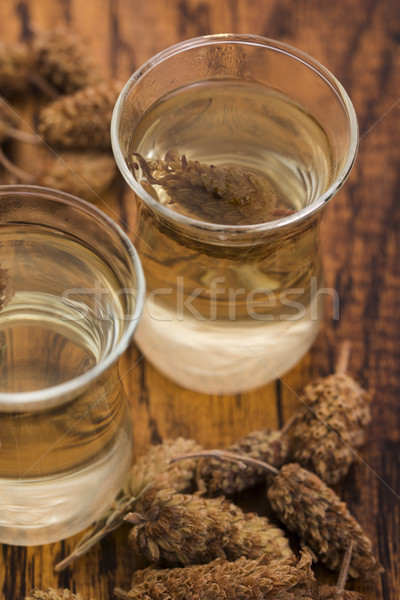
[28, 72, 59, 100]
[170, 449, 280, 475]
[335, 341, 351, 375]
[0, 147, 35, 182]
[335, 539, 354, 598]
[279, 414, 298, 437]
[6, 128, 39, 143]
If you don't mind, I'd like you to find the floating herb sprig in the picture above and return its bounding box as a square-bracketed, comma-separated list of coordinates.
[131, 149, 296, 225]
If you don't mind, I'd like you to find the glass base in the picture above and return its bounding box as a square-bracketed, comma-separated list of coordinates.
[136, 297, 322, 395]
[0, 430, 132, 546]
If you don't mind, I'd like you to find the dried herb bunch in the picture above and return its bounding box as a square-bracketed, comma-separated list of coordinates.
[288, 343, 372, 484]
[127, 486, 292, 567]
[0, 40, 32, 96]
[131, 149, 281, 225]
[197, 343, 372, 494]
[197, 429, 290, 495]
[267, 463, 382, 579]
[115, 549, 315, 600]
[55, 438, 202, 571]
[173, 451, 382, 580]
[33, 29, 101, 94]
[37, 151, 117, 200]
[38, 80, 122, 150]
[24, 590, 89, 600]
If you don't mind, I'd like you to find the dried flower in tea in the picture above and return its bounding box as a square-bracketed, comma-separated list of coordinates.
[197, 429, 290, 495]
[288, 343, 372, 484]
[114, 549, 315, 600]
[33, 29, 101, 94]
[37, 151, 117, 200]
[267, 463, 383, 579]
[0, 41, 32, 96]
[126, 486, 292, 567]
[38, 81, 121, 150]
[131, 149, 280, 225]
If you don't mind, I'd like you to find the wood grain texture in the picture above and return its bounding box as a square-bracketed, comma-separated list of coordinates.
[0, 0, 399, 598]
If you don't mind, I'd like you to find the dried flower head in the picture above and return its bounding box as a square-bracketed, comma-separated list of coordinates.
[197, 429, 290, 495]
[33, 29, 101, 94]
[123, 437, 203, 499]
[267, 463, 383, 579]
[289, 343, 372, 484]
[38, 81, 121, 150]
[132, 149, 279, 225]
[115, 549, 315, 600]
[37, 151, 117, 200]
[24, 590, 89, 600]
[55, 438, 203, 572]
[127, 486, 292, 567]
[0, 41, 32, 96]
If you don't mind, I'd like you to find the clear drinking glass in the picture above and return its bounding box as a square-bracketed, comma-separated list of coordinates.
[0, 185, 144, 545]
[111, 34, 358, 395]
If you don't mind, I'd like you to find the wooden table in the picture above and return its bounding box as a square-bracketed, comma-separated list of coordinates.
[0, 1, 399, 598]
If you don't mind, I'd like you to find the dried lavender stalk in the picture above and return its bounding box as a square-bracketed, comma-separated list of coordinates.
[38, 81, 121, 150]
[288, 342, 372, 484]
[24, 590, 89, 600]
[55, 438, 202, 571]
[126, 486, 292, 567]
[115, 549, 315, 600]
[37, 151, 117, 200]
[33, 29, 101, 94]
[267, 463, 383, 579]
[197, 429, 290, 495]
[132, 149, 279, 225]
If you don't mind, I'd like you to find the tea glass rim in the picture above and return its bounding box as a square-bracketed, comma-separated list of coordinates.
[0, 184, 145, 410]
[111, 33, 358, 236]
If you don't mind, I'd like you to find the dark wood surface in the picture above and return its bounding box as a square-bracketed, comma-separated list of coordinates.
[0, 1, 399, 598]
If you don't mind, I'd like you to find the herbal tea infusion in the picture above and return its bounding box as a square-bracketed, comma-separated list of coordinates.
[0, 187, 144, 545]
[112, 35, 358, 393]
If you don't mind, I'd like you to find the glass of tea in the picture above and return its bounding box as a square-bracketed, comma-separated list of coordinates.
[0, 185, 144, 545]
[112, 34, 358, 394]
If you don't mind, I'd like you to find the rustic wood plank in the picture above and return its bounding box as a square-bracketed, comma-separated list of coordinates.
[0, 0, 399, 598]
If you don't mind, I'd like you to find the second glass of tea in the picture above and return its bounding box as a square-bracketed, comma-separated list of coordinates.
[112, 34, 358, 394]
